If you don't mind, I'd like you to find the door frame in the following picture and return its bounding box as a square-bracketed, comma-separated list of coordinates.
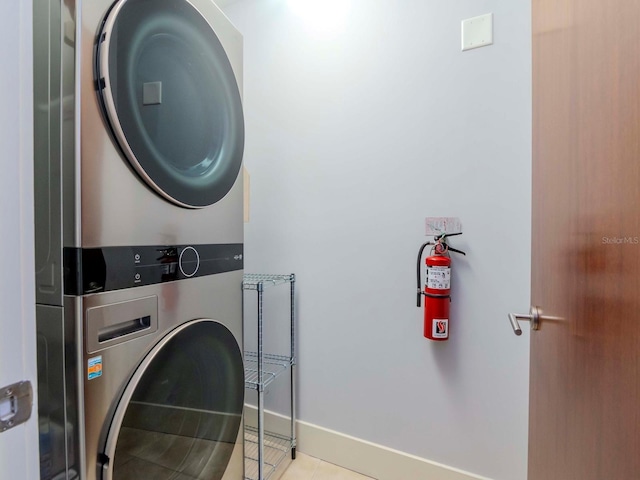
[0, 0, 39, 478]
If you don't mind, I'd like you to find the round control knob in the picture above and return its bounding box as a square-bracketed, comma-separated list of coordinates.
[179, 246, 200, 278]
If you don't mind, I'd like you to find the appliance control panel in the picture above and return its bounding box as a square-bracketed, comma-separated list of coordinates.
[63, 243, 243, 295]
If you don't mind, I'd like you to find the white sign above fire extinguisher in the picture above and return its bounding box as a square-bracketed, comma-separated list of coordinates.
[425, 217, 463, 236]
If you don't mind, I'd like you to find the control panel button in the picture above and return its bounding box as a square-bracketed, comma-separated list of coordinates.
[179, 246, 200, 278]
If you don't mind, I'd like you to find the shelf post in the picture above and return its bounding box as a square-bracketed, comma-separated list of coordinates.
[257, 281, 264, 479]
[290, 273, 297, 460]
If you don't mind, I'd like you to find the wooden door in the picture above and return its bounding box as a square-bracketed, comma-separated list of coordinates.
[530, 0, 640, 478]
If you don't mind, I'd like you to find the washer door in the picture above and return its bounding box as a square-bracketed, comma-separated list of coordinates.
[96, 0, 244, 208]
[102, 320, 244, 479]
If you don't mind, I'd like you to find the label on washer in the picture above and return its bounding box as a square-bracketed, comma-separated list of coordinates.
[426, 266, 450, 290]
[88, 356, 103, 380]
[432, 319, 449, 338]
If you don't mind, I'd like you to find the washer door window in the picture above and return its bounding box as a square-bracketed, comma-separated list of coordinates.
[96, 0, 244, 208]
[102, 320, 244, 479]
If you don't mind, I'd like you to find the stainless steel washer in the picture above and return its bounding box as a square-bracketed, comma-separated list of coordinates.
[78, 273, 244, 480]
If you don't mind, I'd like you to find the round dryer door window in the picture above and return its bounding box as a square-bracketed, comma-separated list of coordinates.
[102, 320, 244, 479]
[96, 0, 244, 208]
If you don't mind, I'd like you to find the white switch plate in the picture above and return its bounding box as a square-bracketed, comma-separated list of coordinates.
[461, 13, 493, 51]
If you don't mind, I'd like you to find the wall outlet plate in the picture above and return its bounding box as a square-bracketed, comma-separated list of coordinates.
[461, 13, 493, 51]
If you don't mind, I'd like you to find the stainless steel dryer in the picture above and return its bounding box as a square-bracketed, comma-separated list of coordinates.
[34, 0, 246, 478]
[35, 0, 245, 275]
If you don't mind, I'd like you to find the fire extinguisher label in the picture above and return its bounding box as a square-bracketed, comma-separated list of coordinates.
[432, 319, 449, 338]
[426, 266, 451, 290]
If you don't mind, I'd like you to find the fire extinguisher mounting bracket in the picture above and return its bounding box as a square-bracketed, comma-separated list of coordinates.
[423, 292, 451, 299]
[432, 233, 466, 255]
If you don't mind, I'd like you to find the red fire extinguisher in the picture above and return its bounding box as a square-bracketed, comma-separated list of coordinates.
[417, 234, 465, 341]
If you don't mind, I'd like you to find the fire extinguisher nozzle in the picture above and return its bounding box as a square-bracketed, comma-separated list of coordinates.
[416, 290, 422, 307]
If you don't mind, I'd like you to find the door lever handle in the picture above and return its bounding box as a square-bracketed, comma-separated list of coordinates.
[508, 306, 541, 335]
[508, 307, 564, 335]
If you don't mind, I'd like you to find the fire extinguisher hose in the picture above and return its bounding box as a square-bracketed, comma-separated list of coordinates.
[416, 242, 431, 307]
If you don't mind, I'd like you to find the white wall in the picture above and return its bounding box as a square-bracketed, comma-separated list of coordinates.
[0, 0, 38, 478]
[226, 1, 531, 479]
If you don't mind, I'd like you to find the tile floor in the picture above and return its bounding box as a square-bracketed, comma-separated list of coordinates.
[279, 453, 376, 480]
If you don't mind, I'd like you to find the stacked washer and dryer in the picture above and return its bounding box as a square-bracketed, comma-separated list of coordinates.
[34, 0, 246, 479]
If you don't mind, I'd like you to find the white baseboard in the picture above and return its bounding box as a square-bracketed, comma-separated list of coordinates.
[243, 405, 491, 480]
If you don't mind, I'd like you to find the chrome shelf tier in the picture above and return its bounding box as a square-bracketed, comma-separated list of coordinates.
[244, 352, 293, 390]
[242, 274, 295, 290]
[244, 427, 293, 480]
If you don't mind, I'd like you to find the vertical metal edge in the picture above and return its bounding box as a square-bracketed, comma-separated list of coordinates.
[71, 297, 87, 478]
[62, 0, 80, 249]
[256, 283, 264, 480]
[290, 274, 297, 456]
[61, 0, 81, 470]
[33, 0, 63, 306]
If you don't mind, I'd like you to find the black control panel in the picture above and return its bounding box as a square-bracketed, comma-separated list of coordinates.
[64, 243, 243, 295]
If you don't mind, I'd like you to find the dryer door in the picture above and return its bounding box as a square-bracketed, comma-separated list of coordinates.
[96, 0, 244, 208]
[101, 320, 244, 479]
